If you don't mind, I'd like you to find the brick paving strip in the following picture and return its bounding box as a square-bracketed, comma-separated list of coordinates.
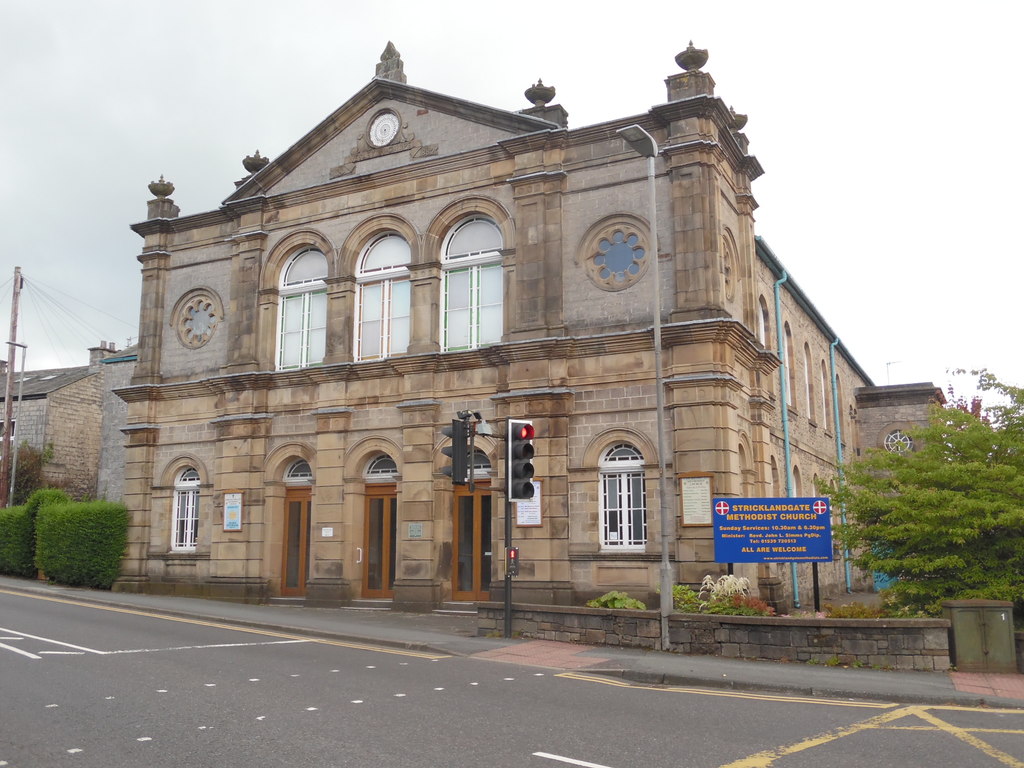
[472, 640, 611, 670]
[951, 672, 1024, 700]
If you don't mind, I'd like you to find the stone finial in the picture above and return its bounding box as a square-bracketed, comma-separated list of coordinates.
[243, 150, 269, 175]
[148, 175, 174, 198]
[675, 40, 709, 72]
[375, 41, 407, 84]
[729, 106, 748, 131]
[525, 79, 556, 107]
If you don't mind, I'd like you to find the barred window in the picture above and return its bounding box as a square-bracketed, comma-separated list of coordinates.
[172, 467, 200, 551]
[600, 444, 647, 549]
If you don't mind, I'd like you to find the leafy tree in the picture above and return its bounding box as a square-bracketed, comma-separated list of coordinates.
[834, 371, 1024, 617]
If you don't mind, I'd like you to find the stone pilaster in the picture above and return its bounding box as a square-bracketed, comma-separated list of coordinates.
[392, 399, 442, 609]
[489, 388, 575, 605]
[223, 224, 267, 374]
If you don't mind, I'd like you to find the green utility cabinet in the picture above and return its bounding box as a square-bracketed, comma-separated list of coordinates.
[942, 600, 1017, 673]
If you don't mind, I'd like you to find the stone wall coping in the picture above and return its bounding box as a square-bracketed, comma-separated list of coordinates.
[478, 601, 950, 629]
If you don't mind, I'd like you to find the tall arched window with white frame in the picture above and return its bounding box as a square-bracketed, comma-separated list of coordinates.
[356, 234, 411, 360]
[442, 217, 503, 351]
[599, 443, 647, 549]
[804, 343, 816, 422]
[278, 249, 328, 370]
[820, 360, 831, 431]
[172, 467, 200, 551]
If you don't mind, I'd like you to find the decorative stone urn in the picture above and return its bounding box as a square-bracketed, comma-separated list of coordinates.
[525, 79, 556, 107]
[148, 175, 174, 198]
[675, 41, 709, 72]
[243, 150, 269, 174]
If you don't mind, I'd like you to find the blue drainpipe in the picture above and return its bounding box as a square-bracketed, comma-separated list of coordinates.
[773, 272, 799, 608]
[830, 339, 853, 592]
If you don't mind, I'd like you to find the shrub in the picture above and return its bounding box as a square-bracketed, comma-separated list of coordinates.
[587, 591, 647, 610]
[25, 488, 71, 520]
[824, 602, 886, 619]
[35, 500, 128, 589]
[702, 593, 776, 617]
[0, 505, 35, 577]
[672, 584, 702, 612]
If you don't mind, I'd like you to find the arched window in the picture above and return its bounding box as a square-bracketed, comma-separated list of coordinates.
[366, 454, 398, 482]
[470, 449, 491, 480]
[770, 456, 781, 497]
[442, 218, 503, 351]
[172, 467, 200, 551]
[803, 343, 815, 422]
[884, 430, 913, 453]
[356, 234, 411, 360]
[820, 361, 831, 431]
[278, 249, 328, 370]
[757, 295, 770, 347]
[599, 444, 647, 549]
[784, 323, 797, 410]
[285, 459, 313, 484]
[792, 465, 803, 497]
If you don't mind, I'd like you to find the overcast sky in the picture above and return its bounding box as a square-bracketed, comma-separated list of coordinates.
[2, 1, 1020, 399]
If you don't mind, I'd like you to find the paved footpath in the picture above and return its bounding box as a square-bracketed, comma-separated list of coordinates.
[1, 575, 1020, 708]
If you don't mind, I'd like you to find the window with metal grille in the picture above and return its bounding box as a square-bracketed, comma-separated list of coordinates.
[600, 444, 647, 549]
[172, 467, 200, 551]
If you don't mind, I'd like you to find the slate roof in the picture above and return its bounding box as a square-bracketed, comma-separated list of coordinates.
[0, 365, 93, 401]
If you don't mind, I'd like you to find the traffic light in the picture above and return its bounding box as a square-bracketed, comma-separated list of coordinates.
[441, 418, 469, 485]
[506, 418, 535, 501]
[506, 546, 520, 577]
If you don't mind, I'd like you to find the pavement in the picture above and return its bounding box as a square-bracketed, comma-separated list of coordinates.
[2, 574, 1022, 709]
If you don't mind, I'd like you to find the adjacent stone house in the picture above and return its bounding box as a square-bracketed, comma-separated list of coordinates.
[116, 43, 937, 610]
[1, 342, 124, 500]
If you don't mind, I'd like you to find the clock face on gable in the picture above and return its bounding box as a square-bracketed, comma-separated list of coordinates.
[368, 111, 400, 147]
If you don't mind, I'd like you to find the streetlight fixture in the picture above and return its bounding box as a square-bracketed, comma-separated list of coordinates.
[617, 124, 674, 650]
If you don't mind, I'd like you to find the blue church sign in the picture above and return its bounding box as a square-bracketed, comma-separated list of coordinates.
[712, 497, 833, 563]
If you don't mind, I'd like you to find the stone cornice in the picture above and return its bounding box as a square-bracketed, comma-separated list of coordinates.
[115, 319, 762, 405]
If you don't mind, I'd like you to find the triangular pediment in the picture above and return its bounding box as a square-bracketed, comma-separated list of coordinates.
[226, 79, 559, 202]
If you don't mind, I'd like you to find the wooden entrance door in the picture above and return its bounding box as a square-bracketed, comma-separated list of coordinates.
[281, 487, 311, 597]
[452, 485, 492, 602]
[363, 486, 397, 598]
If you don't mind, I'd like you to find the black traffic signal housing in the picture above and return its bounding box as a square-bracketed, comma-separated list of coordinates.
[506, 419, 535, 501]
[506, 546, 520, 577]
[441, 418, 470, 485]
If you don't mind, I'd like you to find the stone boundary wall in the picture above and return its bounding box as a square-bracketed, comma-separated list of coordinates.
[477, 602, 951, 671]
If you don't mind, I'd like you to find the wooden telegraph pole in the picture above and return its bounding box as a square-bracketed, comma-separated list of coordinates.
[0, 267, 22, 507]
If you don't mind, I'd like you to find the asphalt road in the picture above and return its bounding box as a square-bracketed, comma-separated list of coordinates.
[2, 590, 1023, 768]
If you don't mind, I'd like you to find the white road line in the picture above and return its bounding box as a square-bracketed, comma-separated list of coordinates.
[107, 639, 309, 655]
[0, 626, 106, 655]
[533, 753, 616, 768]
[0, 641, 42, 659]
[39, 651, 86, 655]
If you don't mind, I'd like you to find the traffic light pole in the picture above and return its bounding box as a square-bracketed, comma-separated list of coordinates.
[504, 497, 513, 639]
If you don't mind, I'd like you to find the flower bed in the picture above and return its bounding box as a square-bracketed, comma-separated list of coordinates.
[476, 602, 951, 671]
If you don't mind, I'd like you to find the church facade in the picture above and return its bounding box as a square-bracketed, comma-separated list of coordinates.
[116, 44, 930, 611]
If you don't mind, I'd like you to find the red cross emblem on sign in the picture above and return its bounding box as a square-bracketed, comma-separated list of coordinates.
[813, 500, 828, 515]
[715, 501, 731, 516]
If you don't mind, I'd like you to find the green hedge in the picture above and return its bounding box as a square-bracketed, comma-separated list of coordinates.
[0, 505, 35, 577]
[35, 500, 128, 589]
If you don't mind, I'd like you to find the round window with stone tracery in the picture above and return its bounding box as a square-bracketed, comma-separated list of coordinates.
[884, 430, 913, 453]
[580, 219, 650, 292]
[173, 290, 224, 349]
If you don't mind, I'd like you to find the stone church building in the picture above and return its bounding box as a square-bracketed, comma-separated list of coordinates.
[116, 43, 936, 610]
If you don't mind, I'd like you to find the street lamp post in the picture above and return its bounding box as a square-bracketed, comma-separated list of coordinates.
[617, 124, 674, 650]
